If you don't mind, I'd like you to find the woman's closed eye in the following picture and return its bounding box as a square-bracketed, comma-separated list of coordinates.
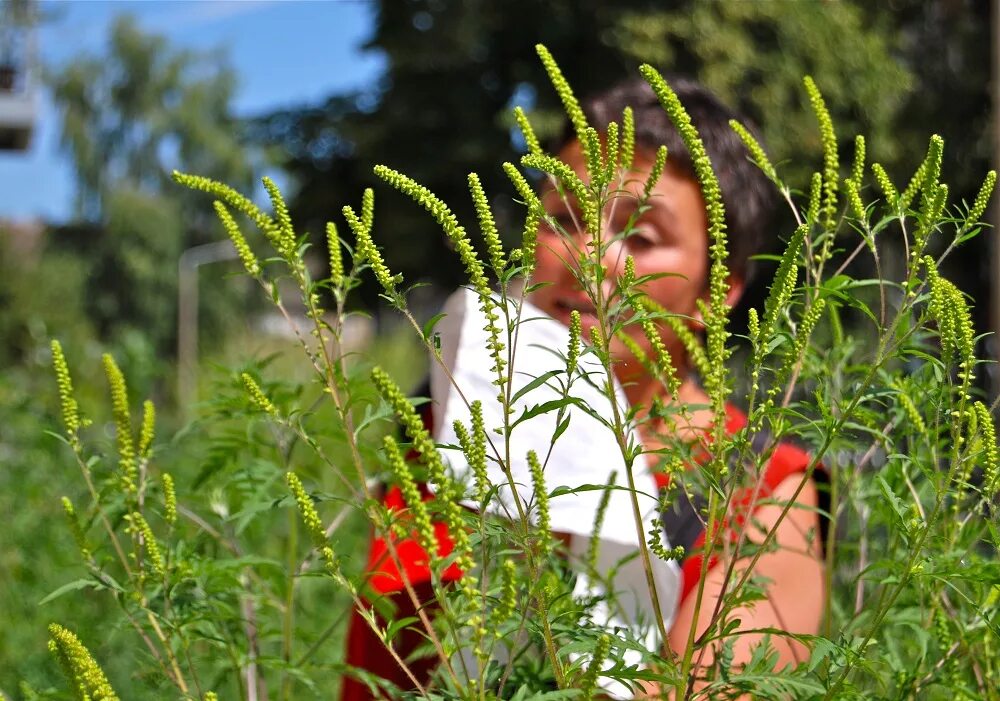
[623, 226, 660, 252]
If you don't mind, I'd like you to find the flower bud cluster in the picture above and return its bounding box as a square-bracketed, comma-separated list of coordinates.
[513, 106, 542, 157]
[871, 163, 898, 203]
[973, 401, 998, 498]
[62, 496, 91, 561]
[138, 400, 156, 459]
[161, 473, 177, 526]
[611, 106, 632, 174]
[468, 172, 506, 273]
[371, 367, 477, 587]
[375, 166, 506, 383]
[803, 76, 839, 231]
[241, 372, 277, 416]
[454, 403, 489, 505]
[173, 171, 278, 242]
[326, 221, 344, 289]
[522, 153, 598, 237]
[51, 340, 81, 448]
[850, 135, 866, 188]
[791, 298, 826, 360]
[966, 170, 997, 229]
[490, 559, 518, 633]
[262, 176, 297, 260]
[647, 521, 684, 562]
[344, 196, 398, 295]
[566, 310, 582, 376]
[503, 162, 543, 272]
[586, 473, 616, 576]
[536, 44, 588, 139]
[641, 319, 679, 398]
[213, 201, 261, 276]
[526, 450, 552, 555]
[48, 623, 119, 701]
[925, 258, 975, 386]
[641, 64, 731, 415]
[125, 511, 165, 579]
[730, 119, 778, 185]
[102, 354, 136, 495]
[578, 633, 612, 701]
[286, 472, 326, 548]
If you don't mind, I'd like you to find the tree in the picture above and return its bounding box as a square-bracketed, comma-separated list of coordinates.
[49, 15, 258, 359]
[247, 0, 922, 315]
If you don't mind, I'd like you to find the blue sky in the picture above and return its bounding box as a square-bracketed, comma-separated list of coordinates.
[0, 0, 383, 222]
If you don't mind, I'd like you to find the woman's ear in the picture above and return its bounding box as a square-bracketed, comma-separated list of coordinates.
[690, 274, 746, 325]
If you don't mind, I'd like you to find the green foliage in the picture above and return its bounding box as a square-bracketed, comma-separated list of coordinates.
[14, 42, 1000, 701]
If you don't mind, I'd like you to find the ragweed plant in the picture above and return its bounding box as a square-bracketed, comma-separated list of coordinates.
[41, 45, 1000, 701]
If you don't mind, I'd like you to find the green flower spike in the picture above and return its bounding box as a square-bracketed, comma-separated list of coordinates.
[361, 186, 375, 233]
[62, 497, 91, 561]
[213, 201, 260, 277]
[51, 340, 81, 448]
[871, 163, 898, 203]
[374, 166, 505, 381]
[641, 65, 731, 419]
[582, 126, 605, 187]
[102, 354, 136, 495]
[621, 106, 636, 171]
[791, 298, 827, 360]
[965, 169, 997, 229]
[892, 381, 927, 435]
[371, 367, 475, 578]
[803, 76, 839, 231]
[161, 473, 177, 526]
[536, 44, 588, 139]
[973, 401, 999, 497]
[642, 145, 668, 203]
[747, 307, 760, 346]
[513, 105, 542, 157]
[604, 120, 619, 182]
[286, 472, 326, 547]
[526, 450, 552, 555]
[240, 372, 277, 416]
[759, 223, 808, 361]
[503, 162, 543, 272]
[343, 200, 399, 295]
[845, 178, 866, 222]
[454, 401, 489, 504]
[125, 511, 165, 579]
[173, 171, 278, 242]
[491, 559, 518, 634]
[326, 221, 344, 288]
[521, 153, 599, 237]
[641, 319, 680, 398]
[48, 624, 120, 701]
[850, 135, 866, 187]
[381, 435, 438, 558]
[138, 400, 155, 459]
[586, 472, 616, 576]
[567, 309, 582, 375]
[262, 175, 296, 259]
[730, 119, 778, 185]
[204, 694, 219, 701]
[806, 172, 823, 225]
[578, 633, 612, 701]
[468, 172, 506, 273]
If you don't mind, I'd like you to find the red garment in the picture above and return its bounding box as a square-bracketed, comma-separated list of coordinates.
[341, 404, 815, 700]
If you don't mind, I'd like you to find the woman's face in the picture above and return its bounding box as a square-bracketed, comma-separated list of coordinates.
[528, 139, 714, 384]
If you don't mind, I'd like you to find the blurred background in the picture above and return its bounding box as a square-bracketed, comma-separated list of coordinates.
[0, 0, 993, 695]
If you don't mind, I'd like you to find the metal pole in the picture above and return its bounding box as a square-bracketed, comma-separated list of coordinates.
[177, 240, 239, 414]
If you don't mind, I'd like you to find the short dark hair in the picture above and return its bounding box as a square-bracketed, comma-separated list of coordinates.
[554, 77, 774, 282]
